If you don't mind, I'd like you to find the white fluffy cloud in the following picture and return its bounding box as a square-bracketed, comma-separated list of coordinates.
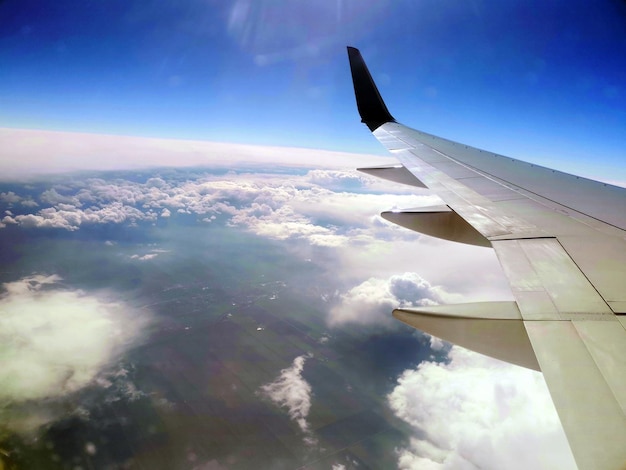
[0, 191, 21, 204]
[328, 272, 451, 327]
[388, 347, 577, 469]
[0, 274, 150, 433]
[0, 170, 436, 252]
[306, 169, 370, 188]
[2, 201, 154, 231]
[260, 354, 314, 438]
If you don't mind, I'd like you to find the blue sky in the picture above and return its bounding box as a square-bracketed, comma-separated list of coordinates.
[1, 0, 625, 179]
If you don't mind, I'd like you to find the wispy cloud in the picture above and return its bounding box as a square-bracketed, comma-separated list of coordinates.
[388, 346, 576, 469]
[130, 253, 159, 261]
[260, 354, 314, 439]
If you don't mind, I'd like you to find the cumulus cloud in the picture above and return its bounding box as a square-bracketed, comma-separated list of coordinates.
[2, 201, 152, 231]
[0, 170, 435, 254]
[0, 274, 150, 434]
[40, 188, 81, 206]
[388, 347, 576, 469]
[260, 354, 314, 439]
[20, 198, 39, 207]
[334, 236, 511, 307]
[231, 203, 350, 247]
[0, 191, 21, 204]
[328, 273, 449, 327]
[306, 169, 370, 189]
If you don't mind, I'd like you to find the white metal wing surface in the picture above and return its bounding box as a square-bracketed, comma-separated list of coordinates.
[347, 47, 626, 470]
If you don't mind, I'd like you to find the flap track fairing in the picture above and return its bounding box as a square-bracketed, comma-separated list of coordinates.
[381, 205, 491, 247]
[394, 301, 540, 370]
[357, 164, 427, 188]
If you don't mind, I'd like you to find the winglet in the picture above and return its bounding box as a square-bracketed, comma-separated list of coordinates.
[347, 47, 396, 131]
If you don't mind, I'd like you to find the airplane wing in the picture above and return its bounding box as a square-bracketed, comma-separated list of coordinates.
[347, 46, 626, 470]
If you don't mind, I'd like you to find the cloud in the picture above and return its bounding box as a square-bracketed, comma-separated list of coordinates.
[130, 253, 159, 261]
[187, 173, 432, 248]
[0, 169, 435, 254]
[0, 128, 388, 179]
[333, 236, 511, 305]
[260, 354, 314, 438]
[0, 191, 21, 204]
[306, 169, 372, 189]
[231, 204, 350, 247]
[0, 275, 150, 434]
[40, 188, 81, 206]
[20, 198, 39, 207]
[2, 201, 153, 231]
[387, 347, 577, 469]
[328, 273, 448, 327]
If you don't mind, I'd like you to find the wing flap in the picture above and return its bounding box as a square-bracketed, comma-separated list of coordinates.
[557, 235, 626, 309]
[572, 320, 626, 414]
[493, 238, 614, 320]
[525, 320, 626, 470]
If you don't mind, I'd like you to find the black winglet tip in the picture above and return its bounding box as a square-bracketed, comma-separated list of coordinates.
[346, 46, 395, 131]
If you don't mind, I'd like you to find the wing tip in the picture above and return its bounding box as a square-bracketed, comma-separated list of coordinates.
[346, 46, 395, 131]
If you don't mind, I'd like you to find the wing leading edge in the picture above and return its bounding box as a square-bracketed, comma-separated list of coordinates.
[347, 46, 626, 470]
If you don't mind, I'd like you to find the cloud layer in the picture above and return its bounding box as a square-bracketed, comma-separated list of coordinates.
[388, 347, 577, 469]
[0, 169, 435, 246]
[0, 128, 387, 179]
